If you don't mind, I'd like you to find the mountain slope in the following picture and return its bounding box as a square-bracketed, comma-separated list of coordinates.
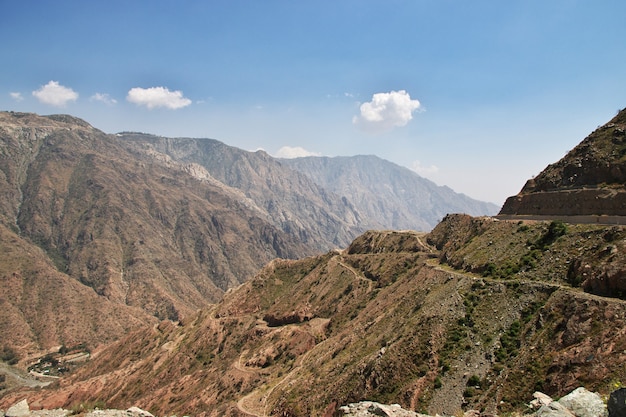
[0, 221, 153, 358]
[500, 107, 626, 216]
[0, 112, 311, 355]
[120, 133, 367, 251]
[9, 218, 625, 417]
[280, 155, 500, 231]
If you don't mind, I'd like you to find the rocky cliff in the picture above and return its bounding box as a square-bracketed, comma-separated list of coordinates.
[500, 108, 626, 216]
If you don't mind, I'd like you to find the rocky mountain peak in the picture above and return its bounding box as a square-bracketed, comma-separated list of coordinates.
[500, 108, 626, 217]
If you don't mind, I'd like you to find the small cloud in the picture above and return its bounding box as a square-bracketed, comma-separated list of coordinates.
[90, 93, 117, 106]
[352, 90, 421, 133]
[126, 86, 191, 110]
[410, 160, 439, 177]
[274, 146, 322, 159]
[9, 92, 23, 102]
[32, 81, 78, 107]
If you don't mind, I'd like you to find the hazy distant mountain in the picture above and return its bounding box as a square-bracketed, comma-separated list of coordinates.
[280, 155, 500, 231]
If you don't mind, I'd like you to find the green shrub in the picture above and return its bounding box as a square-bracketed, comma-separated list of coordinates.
[467, 374, 481, 387]
[0, 346, 19, 365]
[532, 221, 567, 250]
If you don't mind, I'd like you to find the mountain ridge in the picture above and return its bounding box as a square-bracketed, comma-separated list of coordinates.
[0, 111, 311, 357]
[280, 154, 500, 231]
[119, 132, 368, 250]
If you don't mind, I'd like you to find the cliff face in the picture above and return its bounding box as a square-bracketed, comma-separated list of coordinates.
[500, 108, 626, 216]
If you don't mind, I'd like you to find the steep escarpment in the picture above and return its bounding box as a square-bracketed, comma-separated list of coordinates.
[500, 108, 626, 216]
[6, 220, 625, 417]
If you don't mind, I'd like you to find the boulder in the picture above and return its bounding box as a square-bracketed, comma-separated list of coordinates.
[557, 387, 607, 417]
[337, 401, 430, 417]
[126, 407, 154, 417]
[5, 400, 29, 417]
[609, 388, 626, 417]
[530, 392, 554, 409]
[536, 401, 576, 417]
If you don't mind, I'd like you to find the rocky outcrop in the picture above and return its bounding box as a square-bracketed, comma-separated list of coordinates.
[500, 108, 626, 216]
[1, 399, 154, 417]
[337, 401, 431, 417]
[529, 388, 607, 417]
[500, 188, 626, 216]
[6, 399, 30, 417]
[608, 388, 626, 417]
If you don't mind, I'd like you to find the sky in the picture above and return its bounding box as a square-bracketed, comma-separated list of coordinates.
[2, 1, 626, 206]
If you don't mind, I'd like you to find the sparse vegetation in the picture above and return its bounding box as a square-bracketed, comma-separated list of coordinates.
[69, 400, 107, 415]
[0, 346, 19, 365]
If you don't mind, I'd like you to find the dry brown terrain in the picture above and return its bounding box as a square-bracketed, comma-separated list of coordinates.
[2, 221, 625, 416]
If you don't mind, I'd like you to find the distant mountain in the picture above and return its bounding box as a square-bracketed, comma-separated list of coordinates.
[280, 155, 500, 231]
[119, 133, 366, 251]
[500, 107, 626, 216]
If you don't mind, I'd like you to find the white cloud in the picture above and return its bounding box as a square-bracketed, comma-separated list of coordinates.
[9, 92, 23, 102]
[410, 160, 439, 177]
[353, 90, 421, 133]
[126, 86, 191, 110]
[274, 146, 322, 159]
[32, 81, 78, 107]
[90, 92, 117, 105]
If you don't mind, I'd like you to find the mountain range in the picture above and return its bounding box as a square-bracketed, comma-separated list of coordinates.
[2, 109, 625, 417]
[0, 111, 496, 359]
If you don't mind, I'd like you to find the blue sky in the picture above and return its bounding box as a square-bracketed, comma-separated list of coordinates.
[2, 1, 625, 205]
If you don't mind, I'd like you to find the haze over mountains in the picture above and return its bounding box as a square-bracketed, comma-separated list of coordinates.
[281, 155, 499, 231]
[0, 111, 496, 358]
